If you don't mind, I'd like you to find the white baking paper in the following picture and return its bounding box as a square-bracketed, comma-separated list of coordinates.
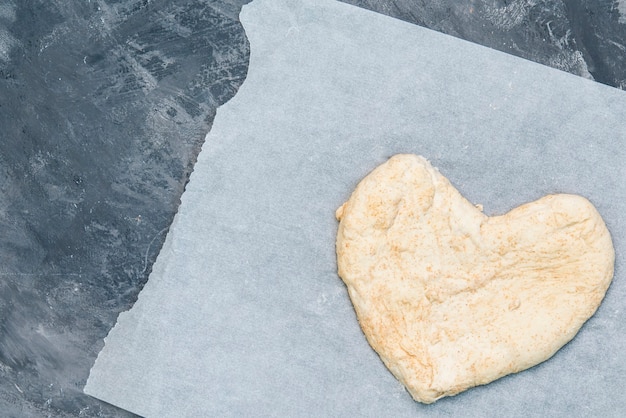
[84, 0, 626, 416]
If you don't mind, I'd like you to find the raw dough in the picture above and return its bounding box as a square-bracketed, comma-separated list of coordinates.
[335, 154, 614, 403]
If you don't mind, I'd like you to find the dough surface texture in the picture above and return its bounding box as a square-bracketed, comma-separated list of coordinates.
[335, 154, 614, 403]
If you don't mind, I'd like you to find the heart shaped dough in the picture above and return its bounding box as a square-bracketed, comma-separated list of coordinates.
[335, 154, 614, 403]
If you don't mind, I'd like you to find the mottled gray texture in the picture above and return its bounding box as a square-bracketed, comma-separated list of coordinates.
[84, 0, 626, 416]
[0, 1, 248, 416]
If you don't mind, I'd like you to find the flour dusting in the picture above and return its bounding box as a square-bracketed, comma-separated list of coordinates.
[617, 0, 626, 24]
[0, 27, 17, 64]
[0, 1, 17, 65]
[484, 0, 538, 30]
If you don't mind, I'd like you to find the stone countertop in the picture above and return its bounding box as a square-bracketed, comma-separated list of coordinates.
[1, 1, 624, 416]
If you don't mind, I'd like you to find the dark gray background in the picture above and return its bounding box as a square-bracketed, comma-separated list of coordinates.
[1, 0, 624, 416]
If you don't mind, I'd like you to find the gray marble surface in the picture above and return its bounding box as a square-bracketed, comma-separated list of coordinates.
[0, 0, 625, 416]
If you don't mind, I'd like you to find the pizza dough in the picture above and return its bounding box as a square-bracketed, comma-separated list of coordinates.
[335, 154, 614, 403]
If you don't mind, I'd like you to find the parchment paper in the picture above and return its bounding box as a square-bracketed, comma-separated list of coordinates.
[84, 0, 626, 416]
